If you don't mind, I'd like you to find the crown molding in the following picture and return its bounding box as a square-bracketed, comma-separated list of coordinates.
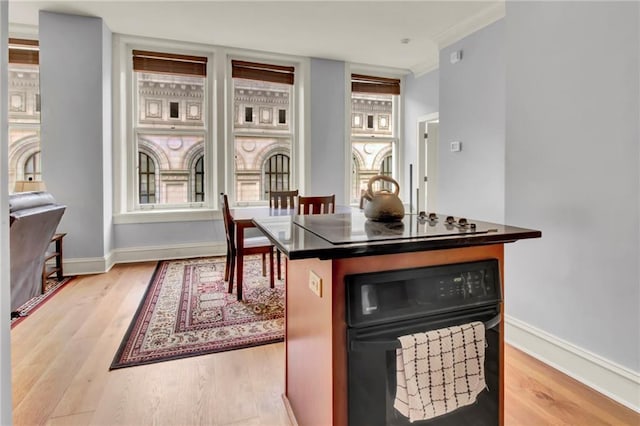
[433, 2, 505, 49]
[409, 59, 439, 79]
[348, 62, 410, 79]
[8, 23, 38, 38]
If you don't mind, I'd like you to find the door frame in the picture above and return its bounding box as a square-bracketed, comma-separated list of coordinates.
[416, 112, 439, 213]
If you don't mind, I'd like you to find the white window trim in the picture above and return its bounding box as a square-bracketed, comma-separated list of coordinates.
[113, 34, 215, 223]
[347, 64, 404, 206]
[225, 51, 307, 207]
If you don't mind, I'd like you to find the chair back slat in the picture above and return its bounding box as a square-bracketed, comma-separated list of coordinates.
[270, 190, 298, 209]
[219, 193, 236, 252]
[297, 195, 335, 215]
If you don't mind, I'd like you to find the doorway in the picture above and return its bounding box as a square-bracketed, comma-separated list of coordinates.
[416, 113, 439, 213]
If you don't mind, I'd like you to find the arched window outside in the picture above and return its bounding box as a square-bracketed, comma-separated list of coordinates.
[351, 154, 360, 204]
[379, 154, 393, 191]
[139, 152, 157, 204]
[23, 151, 41, 182]
[194, 155, 204, 202]
[263, 153, 290, 199]
[379, 154, 392, 177]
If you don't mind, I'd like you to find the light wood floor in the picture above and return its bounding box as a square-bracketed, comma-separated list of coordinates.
[11, 262, 639, 426]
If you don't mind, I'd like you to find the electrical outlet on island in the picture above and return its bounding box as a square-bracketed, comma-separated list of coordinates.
[309, 270, 323, 297]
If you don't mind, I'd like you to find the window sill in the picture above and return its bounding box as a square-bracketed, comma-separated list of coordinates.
[113, 208, 221, 224]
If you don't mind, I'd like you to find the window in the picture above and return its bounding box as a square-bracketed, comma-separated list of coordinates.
[379, 154, 393, 191]
[367, 115, 374, 129]
[139, 152, 157, 204]
[23, 151, 41, 182]
[7, 38, 41, 192]
[132, 49, 208, 208]
[351, 154, 360, 203]
[263, 153, 290, 196]
[350, 73, 400, 204]
[115, 36, 304, 219]
[245, 107, 253, 123]
[193, 155, 205, 202]
[169, 101, 180, 119]
[379, 154, 392, 176]
[232, 59, 295, 203]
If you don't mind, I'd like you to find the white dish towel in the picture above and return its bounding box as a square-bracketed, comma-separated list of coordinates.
[394, 321, 487, 422]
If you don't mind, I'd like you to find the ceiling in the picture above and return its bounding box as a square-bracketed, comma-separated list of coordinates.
[8, 1, 504, 75]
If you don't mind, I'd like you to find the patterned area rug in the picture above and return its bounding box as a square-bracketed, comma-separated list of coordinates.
[110, 256, 284, 369]
[11, 277, 75, 328]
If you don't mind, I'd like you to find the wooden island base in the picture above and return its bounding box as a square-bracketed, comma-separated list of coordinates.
[284, 244, 505, 426]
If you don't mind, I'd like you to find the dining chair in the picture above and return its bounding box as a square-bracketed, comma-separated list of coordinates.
[219, 193, 274, 300]
[269, 189, 298, 209]
[298, 194, 335, 215]
[269, 189, 298, 279]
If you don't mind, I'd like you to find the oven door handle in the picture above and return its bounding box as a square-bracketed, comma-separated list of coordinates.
[349, 313, 501, 352]
[484, 312, 501, 330]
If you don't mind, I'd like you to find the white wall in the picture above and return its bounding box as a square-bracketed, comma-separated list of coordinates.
[102, 21, 113, 256]
[505, 1, 639, 373]
[438, 19, 506, 223]
[114, 221, 223, 248]
[402, 69, 439, 203]
[0, 1, 12, 423]
[39, 12, 112, 260]
[309, 58, 347, 202]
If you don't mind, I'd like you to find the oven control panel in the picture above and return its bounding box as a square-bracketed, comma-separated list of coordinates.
[438, 269, 498, 300]
[346, 259, 501, 328]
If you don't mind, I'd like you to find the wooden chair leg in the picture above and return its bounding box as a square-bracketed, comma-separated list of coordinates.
[269, 248, 275, 288]
[224, 248, 231, 282]
[235, 254, 243, 301]
[277, 250, 282, 280]
[228, 255, 235, 294]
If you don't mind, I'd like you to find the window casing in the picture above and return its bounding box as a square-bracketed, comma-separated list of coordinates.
[349, 73, 401, 205]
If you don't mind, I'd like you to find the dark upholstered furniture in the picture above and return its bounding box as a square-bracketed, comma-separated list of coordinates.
[9, 191, 66, 312]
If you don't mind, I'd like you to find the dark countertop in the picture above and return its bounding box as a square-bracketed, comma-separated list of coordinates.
[253, 211, 541, 260]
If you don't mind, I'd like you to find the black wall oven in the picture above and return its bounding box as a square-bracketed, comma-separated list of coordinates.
[346, 259, 502, 426]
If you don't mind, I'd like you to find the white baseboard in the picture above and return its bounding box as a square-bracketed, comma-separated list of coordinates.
[62, 242, 227, 275]
[63, 255, 113, 276]
[505, 314, 640, 413]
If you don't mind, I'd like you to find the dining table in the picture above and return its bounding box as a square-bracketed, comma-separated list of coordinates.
[227, 205, 351, 300]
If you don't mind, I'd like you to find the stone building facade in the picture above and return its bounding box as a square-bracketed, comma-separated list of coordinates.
[135, 72, 206, 205]
[233, 78, 292, 203]
[7, 63, 41, 192]
[350, 94, 395, 204]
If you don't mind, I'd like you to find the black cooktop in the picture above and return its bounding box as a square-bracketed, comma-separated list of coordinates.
[293, 213, 497, 245]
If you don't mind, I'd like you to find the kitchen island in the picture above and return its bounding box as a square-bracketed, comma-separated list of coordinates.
[253, 211, 540, 426]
